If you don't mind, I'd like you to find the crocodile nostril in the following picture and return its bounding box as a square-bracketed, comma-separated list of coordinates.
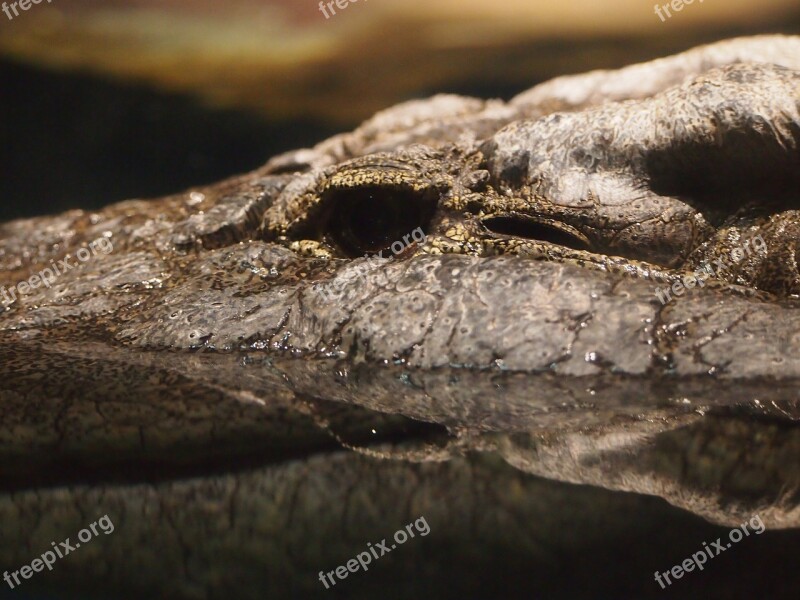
[325, 185, 437, 257]
[482, 216, 591, 252]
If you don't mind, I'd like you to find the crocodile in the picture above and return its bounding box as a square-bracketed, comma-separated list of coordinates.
[1, 35, 800, 599]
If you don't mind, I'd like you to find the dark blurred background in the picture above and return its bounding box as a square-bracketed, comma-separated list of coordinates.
[1, 0, 799, 221]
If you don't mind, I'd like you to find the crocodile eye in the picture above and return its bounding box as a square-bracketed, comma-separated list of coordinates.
[482, 216, 591, 252]
[325, 185, 437, 257]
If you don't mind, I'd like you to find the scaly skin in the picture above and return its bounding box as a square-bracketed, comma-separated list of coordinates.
[1, 35, 800, 599]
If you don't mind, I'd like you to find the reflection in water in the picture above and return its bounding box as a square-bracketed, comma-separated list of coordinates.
[1, 334, 800, 597]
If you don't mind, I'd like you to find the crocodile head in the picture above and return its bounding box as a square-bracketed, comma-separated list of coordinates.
[1, 35, 800, 598]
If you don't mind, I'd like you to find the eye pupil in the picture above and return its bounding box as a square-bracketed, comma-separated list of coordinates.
[349, 194, 395, 247]
[327, 185, 435, 257]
